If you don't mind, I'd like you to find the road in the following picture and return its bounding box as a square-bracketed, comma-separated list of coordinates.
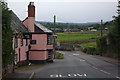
[10, 51, 119, 79]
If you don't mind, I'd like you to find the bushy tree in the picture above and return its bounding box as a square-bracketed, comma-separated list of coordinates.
[1, 1, 13, 66]
[107, 1, 120, 54]
[96, 1, 120, 57]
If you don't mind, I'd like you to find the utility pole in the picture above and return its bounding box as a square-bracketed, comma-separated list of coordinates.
[53, 15, 56, 59]
[101, 19, 103, 37]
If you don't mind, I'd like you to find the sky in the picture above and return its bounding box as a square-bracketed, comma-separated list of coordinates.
[6, 0, 118, 23]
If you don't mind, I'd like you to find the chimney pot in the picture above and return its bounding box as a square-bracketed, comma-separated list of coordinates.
[30, 2, 34, 5]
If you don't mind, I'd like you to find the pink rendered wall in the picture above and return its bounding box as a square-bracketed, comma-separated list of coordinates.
[47, 45, 53, 50]
[23, 18, 28, 29]
[13, 36, 30, 62]
[28, 17, 35, 32]
[31, 34, 47, 50]
[23, 17, 35, 32]
[29, 51, 48, 60]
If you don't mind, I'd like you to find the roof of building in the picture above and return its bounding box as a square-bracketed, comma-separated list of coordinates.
[11, 11, 29, 34]
[35, 22, 52, 33]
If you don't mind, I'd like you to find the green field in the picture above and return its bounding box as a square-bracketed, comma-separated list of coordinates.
[80, 42, 97, 48]
[56, 31, 104, 43]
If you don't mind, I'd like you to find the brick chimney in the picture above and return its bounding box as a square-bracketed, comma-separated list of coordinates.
[23, 2, 35, 32]
[28, 2, 35, 17]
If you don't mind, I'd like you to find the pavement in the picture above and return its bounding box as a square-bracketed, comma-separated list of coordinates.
[7, 51, 120, 79]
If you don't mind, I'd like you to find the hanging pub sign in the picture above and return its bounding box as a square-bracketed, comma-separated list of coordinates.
[16, 31, 23, 39]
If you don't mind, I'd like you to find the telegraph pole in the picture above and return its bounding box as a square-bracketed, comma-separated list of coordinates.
[101, 19, 103, 37]
[53, 15, 56, 59]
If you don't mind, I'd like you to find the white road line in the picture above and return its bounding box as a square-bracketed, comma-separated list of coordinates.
[68, 74, 71, 77]
[77, 74, 82, 77]
[29, 72, 35, 80]
[116, 76, 120, 79]
[73, 54, 79, 56]
[73, 74, 77, 77]
[84, 74, 87, 77]
[50, 75, 54, 78]
[59, 74, 62, 77]
[100, 70, 111, 75]
[56, 75, 59, 77]
[80, 59, 85, 61]
[92, 66, 98, 69]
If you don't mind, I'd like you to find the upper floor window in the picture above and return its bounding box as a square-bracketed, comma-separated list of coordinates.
[15, 38, 18, 48]
[47, 35, 52, 45]
[21, 39, 23, 46]
[26, 39, 28, 46]
[30, 40, 36, 44]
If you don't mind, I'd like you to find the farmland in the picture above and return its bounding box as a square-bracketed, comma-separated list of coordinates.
[56, 31, 107, 43]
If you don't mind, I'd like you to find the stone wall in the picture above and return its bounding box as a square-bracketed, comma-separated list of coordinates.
[2, 63, 13, 79]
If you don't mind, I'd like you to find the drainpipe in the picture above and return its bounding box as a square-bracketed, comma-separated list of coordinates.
[53, 15, 56, 59]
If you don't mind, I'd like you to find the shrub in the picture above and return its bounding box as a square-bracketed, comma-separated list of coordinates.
[82, 47, 87, 53]
[96, 36, 107, 54]
[17, 60, 29, 67]
[86, 46, 96, 54]
[57, 53, 64, 59]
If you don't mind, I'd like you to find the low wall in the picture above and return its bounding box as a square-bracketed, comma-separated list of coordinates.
[2, 63, 13, 79]
[55, 43, 82, 51]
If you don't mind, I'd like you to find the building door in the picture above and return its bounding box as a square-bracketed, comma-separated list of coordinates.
[26, 51, 29, 60]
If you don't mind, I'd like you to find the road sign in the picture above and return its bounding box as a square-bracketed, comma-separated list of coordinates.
[52, 35, 57, 39]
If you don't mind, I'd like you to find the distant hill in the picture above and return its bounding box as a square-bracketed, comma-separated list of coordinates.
[35, 21, 110, 31]
[36, 21, 106, 26]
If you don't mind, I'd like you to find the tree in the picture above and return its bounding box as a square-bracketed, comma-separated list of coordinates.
[1, 1, 13, 67]
[107, 1, 120, 54]
[96, 1, 120, 57]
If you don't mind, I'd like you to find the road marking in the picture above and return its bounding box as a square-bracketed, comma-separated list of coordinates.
[50, 75, 54, 78]
[84, 74, 87, 77]
[56, 75, 59, 77]
[73, 54, 79, 56]
[116, 76, 120, 79]
[80, 59, 85, 61]
[77, 74, 82, 77]
[29, 72, 35, 80]
[59, 74, 62, 77]
[50, 73, 87, 78]
[68, 74, 71, 77]
[100, 70, 111, 75]
[73, 74, 77, 77]
[92, 66, 98, 70]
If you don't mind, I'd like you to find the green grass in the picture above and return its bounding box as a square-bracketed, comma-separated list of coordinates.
[56, 31, 104, 43]
[80, 42, 97, 48]
[57, 53, 64, 59]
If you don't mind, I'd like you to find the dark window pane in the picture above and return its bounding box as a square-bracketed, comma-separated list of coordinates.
[26, 39, 28, 46]
[15, 38, 18, 48]
[21, 39, 23, 46]
[30, 40, 36, 44]
[47, 35, 52, 45]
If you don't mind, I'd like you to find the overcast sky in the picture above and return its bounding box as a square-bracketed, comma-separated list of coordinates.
[7, 0, 118, 23]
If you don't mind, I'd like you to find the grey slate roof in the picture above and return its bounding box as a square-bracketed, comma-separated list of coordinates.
[35, 22, 52, 33]
[11, 11, 29, 34]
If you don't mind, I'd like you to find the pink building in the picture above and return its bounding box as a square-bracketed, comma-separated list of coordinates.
[12, 2, 53, 64]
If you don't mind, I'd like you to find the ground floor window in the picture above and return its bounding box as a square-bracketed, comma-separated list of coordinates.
[30, 40, 36, 44]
